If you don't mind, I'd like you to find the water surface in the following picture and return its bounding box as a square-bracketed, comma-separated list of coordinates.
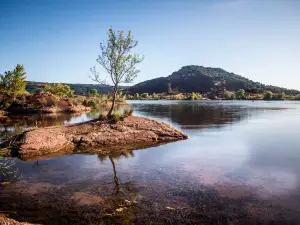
[1, 100, 300, 224]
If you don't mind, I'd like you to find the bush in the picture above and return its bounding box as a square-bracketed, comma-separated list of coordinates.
[134, 93, 140, 100]
[236, 89, 246, 100]
[140, 93, 149, 99]
[152, 93, 159, 100]
[263, 91, 273, 100]
[86, 100, 97, 108]
[43, 83, 74, 97]
[294, 94, 300, 100]
[99, 113, 108, 121]
[111, 111, 121, 123]
[189, 92, 203, 100]
[224, 91, 235, 100]
[39, 97, 47, 106]
[123, 108, 133, 117]
[89, 88, 99, 97]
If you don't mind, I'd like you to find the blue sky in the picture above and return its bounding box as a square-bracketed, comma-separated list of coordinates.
[0, 0, 299, 90]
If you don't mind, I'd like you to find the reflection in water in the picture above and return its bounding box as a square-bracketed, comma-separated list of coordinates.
[0, 100, 300, 224]
[0, 157, 21, 184]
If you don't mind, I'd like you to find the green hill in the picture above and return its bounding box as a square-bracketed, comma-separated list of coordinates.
[128, 65, 299, 95]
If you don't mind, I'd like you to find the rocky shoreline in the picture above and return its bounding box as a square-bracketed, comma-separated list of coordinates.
[1, 116, 187, 160]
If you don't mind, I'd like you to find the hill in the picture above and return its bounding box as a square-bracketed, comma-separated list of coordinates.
[26, 81, 128, 95]
[128, 65, 299, 95]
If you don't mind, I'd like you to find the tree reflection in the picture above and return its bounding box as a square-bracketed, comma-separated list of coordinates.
[97, 150, 136, 197]
[0, 156, 21, 184]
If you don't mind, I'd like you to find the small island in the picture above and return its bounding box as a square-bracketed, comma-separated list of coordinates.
[1, 115, 187, 160]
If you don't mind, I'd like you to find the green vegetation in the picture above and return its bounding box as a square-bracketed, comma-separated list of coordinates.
[99, 113, 108, 121]
[90, 27, 144, 116]
[236, 89, 246, 100]
[89, 88, 99, 97]
[140, 93, 149, 99]
[0, 64, 27, 102]
[189, 92, 203, 100]
[86, 100, 97, 108]
[111, 111, 121, 123]
[129, 65, 300, 96]
[43, 83, 74, 97]
[224, 91, 235, 100]
[263, 91, 273, 100]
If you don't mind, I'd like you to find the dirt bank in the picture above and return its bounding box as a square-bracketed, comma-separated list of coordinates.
[0, 216, 37, 225]
[3, 116, 187, 160]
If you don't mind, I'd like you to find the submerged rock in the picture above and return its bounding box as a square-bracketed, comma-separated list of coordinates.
[5, 116, 187, 160]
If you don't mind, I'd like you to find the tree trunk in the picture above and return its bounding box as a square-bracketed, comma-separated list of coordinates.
[109, 156, 120, 194]
[107, 86, 118, 117]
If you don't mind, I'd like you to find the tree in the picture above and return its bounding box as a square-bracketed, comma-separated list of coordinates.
[224, 91, 235, 100]
[90, 27, 144, 117]
[263, 91, 273, 100]
[43, 83, 74, 97]
[0, 64, 27, 101]
[236, 89, 245, 100]
[89, 88, 99, 97]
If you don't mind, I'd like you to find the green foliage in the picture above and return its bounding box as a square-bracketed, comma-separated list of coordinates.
[90, 27, 144, 116]
[273, 92, 286, 100]
[294, 94, 300, 100]
[0, 64, 27, 100]
[123, 108, 133, 117]
[134, 93, 140, 100]
[44, 83, 74, 97]
[236, 89, 246, 100]
[189, 92, 203, 100]
[152, 93, 159, 100]
[167, 83, 173, 94]
[86, 100, 97, 108]
[99, 113, 108, 121]
[129, 65, 300, 97]
[246, 93, 263, 100]
[111, 111, 121, 123]
[140, 93, 149, 99]
[89, 88, 99, 97]
[263, 91, 273, 100]
[39, 97, 47, 106]
[224, 91, 235, 100]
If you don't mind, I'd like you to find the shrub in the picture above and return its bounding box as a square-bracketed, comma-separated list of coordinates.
[140, 93, 149, 99]
[189, 92, 203, 100]
[4, 102, 11, 109]
[152, 93, 159, 100]
[39, 97, 47, 106]
[123, 108, 133, 117]
[236, 89, 246, 100]
[43, 83, 74, 97]
[111, 111, 121, 123]
[294, 94, 300, 100]
[86, 100, 97, 108]
[263, 91, 273, 100]
[99, 113, 108, 121]
[224, 91, 235, 100]
[34, 88, 44, 95]
[89, 88, 99, 97]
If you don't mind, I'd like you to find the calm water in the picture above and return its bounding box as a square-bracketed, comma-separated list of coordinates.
[1, 100, 300, 224]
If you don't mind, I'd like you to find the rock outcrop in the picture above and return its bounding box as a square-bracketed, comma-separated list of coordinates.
[5, 116, 187, 160]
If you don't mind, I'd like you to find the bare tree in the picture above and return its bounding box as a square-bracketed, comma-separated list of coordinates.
[90, 27, 144, 117]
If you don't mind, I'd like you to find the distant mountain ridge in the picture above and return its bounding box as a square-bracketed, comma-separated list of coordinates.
[128, 65, 299, 95]
[26, 81, 128, 95]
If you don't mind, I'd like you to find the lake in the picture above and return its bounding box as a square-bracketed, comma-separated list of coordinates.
[1, 100, 300, 224]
